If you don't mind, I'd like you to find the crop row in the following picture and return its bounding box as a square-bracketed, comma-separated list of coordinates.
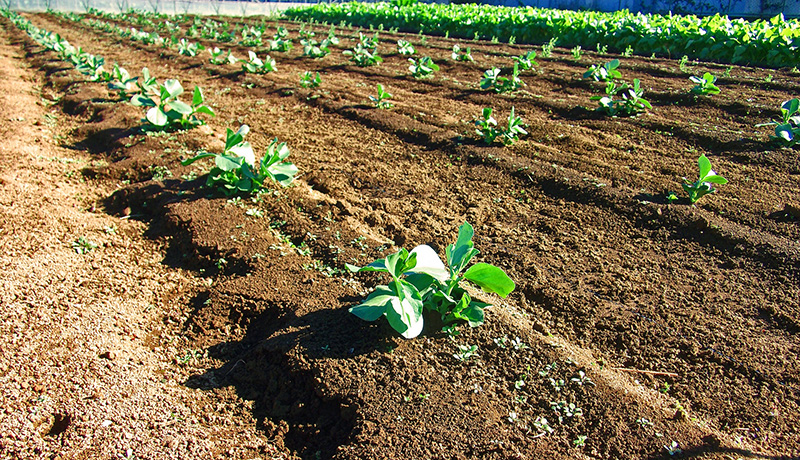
[284, 1, 800, 68]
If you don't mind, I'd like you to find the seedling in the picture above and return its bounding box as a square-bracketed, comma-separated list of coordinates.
[397, 39, 415, 55]
[268, 27, 293, 52]
[592, 78, 651, 116]
[72, 236, 98, 254]
[130, 78, 214, 131]
[209, 47, 237, 65]
[475, 107, 527, 146]
[343, 37, 382, 67]
[242, 51, 277, 74]
[181, 125, 298, 196]
[451, 44, 473, 62]
[299, 71, 321, 88]
[583, 58, 621, 82]
[756, 98, 800, 147]
[682, 154, 727, 204]
[347, 222, 515, 339]
[480, 64, 524, 93]
[408, 56, 439, 78]
[177, 38, 204, 57]
[574, 435, 588, 447]
[512, 50, 537, 70]
[301, 37, 333, 58]
[541, 37, 557, 57]
[107, 64, 138, 97]
[369, 83, 393, 109]
[551, 401, 583, 423]
[689, 72, 720, 95]
[571, 45, 582, 60]
[453, 344, 478, 362]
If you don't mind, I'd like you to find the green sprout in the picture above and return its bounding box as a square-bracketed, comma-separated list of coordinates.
[682, 154, 728, 204]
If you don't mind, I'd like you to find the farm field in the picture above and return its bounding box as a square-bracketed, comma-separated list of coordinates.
[0, 6, 799, 459]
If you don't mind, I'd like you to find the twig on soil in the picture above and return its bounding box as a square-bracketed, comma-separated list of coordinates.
[610, 367, 679, 378]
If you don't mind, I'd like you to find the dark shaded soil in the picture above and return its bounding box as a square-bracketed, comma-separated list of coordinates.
[3, 11, 799, 459]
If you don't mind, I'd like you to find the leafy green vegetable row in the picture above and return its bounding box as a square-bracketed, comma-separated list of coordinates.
[284, 2, 800, 68]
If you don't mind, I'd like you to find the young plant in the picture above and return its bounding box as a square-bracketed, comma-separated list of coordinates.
[583, 58, 621, 82]
[209, 47, 237, 65]
[397, 39, 415, 56]
[347, 222, 515, 339]
[242, 51, 276, 74]
[107, 64, 138, 97]
[301, 37, 332, 58]
[480, 64, 524, 93]
[343, 34, 382, 67]
[268, 27, 292, 52]
[130, 78, 214, 131]
[177, 38, 204, 57]
[408, 56, 439, 79]
[475, 107, 527, 146]
[451, 44, 473, 62]
[299, 71, 321, 88]
[682, 154, 728, 204]
[181, 125, 298, 195]
[755, 98, 800, 147]
[591, 79, 651, 116]
[512, 50, 537, 70]
[541, 37, 557, 58]
[369, 83, 393, 109]
[689, 72, 720, 95]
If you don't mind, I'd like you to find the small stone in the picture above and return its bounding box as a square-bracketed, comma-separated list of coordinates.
[99, 351, 117, 360]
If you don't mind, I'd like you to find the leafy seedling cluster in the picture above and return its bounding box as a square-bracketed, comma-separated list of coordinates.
[370, 83, 394, 109]
[299, 71, 322, 88]
[397, 39, 415, 56]
[583, 58, 621, 82]
[130, 76, 214, 131]
[344, 33, 382, 67]
[682, 154, 727, 204]
[475, 107, 527, 146]
[591, 78, 652, 116]
[480, 64, 524, 93]
[408, 56, 439, 78]
[451, 44, 473, 62]
[689, 72, 720, 95]
[756, 98, 800, 147]
[181, 125, 298, 196]
[242, 51, 277, 74]
[347, 222, 515, 339]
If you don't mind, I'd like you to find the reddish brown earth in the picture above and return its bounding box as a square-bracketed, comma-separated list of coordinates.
[1, 10, 799, 460]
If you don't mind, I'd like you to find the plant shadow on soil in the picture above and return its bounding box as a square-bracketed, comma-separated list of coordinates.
[182, 292, 399, 459]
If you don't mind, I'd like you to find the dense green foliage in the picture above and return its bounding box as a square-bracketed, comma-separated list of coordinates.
[285, 2, 800, 68]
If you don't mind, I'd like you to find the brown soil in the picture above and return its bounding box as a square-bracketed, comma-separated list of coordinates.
[1, 11, 798, 460]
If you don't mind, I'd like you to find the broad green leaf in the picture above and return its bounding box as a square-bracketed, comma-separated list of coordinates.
[267, 162, 298, 187]
[463, 262, 516, 298]
[169, 100, 193, 115]
[236, 177, 253, 192]
[447, 221, 478, 274]
[215, 154, 244, 172]
[195, 106, 215, 116]
[703, 174, 728, 185]
[130, 94, 155, 107]
[228, 141, 255, 166]
[146, 107, 168, 126]
[409, 245, 449, 282]
[192, 86, 204, 106]
[163, 79, 183, 98]
[698, 154, 712, 179]
[385, 280, 424, 339]
[181, 152, 216, 166]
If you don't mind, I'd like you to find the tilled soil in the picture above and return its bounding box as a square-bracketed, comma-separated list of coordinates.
[1, 11, 798, 460]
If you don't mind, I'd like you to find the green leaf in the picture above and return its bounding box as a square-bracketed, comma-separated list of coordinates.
[703, 175, 728, 185]
[181, 152, 216, 166]
[463, 262, 516, 298]
[130, 94, 155, 107]
[447, 221, 478, 274]
[146, 107, 168, 126]
[267, 162, 298, 187]
[385, 280, 424, 339]
[195, 105, 215, 116]
[215, 154, 244, 172]
[163, 79, 183, 98]
[169, 100, 193, 115]
[349, 286, 394, 321]
[698, 154, 712, 179]
[192, 86, 204, 106]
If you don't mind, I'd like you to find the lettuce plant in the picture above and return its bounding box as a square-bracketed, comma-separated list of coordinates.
[130, 78, 214, 130]
[181, 125, 298, 195]
[682, 154, 728, 204]
[370, 83, 393, 109]
[451, 44, 473, 62]
[583, 58, 621, 82]
[397, 39, 415, 55]
[347, 222, 515, 339]
[242, 51, 277, 74]
[689, 72, 720, 95]
[756, 98, 800, 147]
[475, 107, 527, 146]
[408, 56, 439, 78]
